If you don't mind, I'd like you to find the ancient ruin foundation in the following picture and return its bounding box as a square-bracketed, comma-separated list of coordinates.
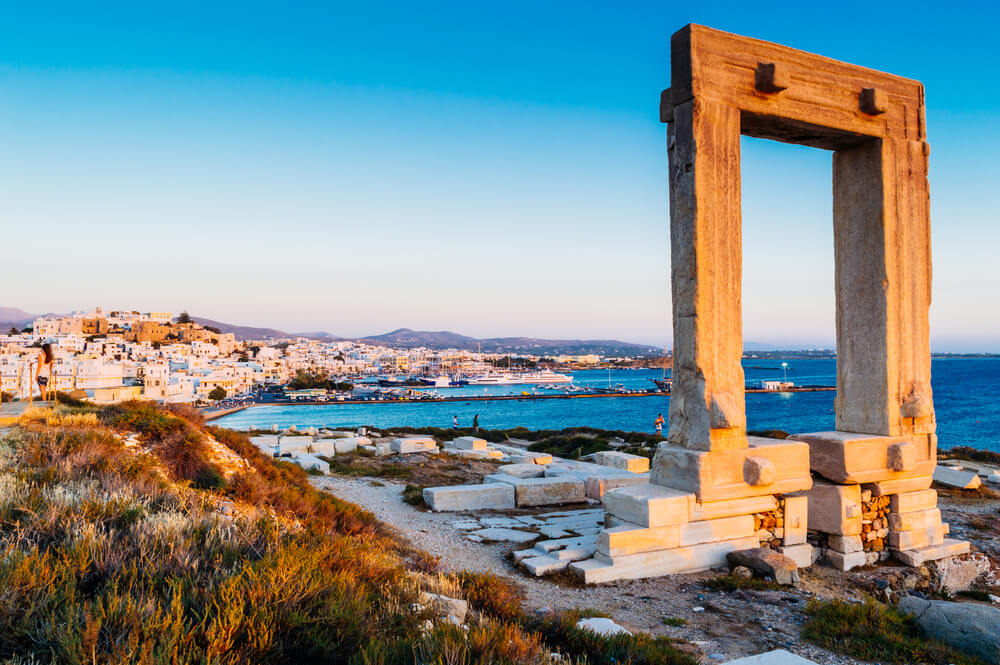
[573, 24, 968, 583]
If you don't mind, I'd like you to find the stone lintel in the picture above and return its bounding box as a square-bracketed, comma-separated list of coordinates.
[792, 431, 936, 484]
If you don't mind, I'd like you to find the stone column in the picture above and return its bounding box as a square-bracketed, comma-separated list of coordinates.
[667, 98, 747, 451]
[832, 137, 934, 437]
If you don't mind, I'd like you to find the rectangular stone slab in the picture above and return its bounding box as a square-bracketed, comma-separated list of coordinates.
[889, 524, 945, 550]
[571, 535, 759, 584]
[933, 466, 982, 489]
[888, 508, 941, 532]
[485, 475, 585, 507]
[791, 480, 862, 536]
[782, 495, 808, 546]
[866, 474, 933, 496]
[592, 451, 651, 474]
[791, 431, 936, 484]
[391, 437, 437, 454]
[778, 544, 815, 569]
[650, 437, 811, 502]
[601, 484, 694, 528]
[689, 495, 778, 521]
[890, 489, 937, 513]
[423, 484, 515, 512]
[451, 436, 487, 450]
[892, 538, 970, 566]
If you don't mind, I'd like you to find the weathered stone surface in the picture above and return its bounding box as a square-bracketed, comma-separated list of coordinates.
[827, 534, 864, 553]
[498, 463, 546, 478]
[292, 453, 329, 474]
[601, 484, 693, 528]
[451, 436, 487, 450]
[592, 451, 650, 473]
[792, 480, 862, 536]
[727, 548, 799, 585]
[792, 431, 936, 484]
[681, 515, 755, 547]
[933, 465, 982, 489]
[890, 488, 937, 513]
[743, 456, 777, 486]
[278, 436, 313, 453]
[865, 474, 933, 496]
[584, 475, 649, 499]
[930, 554, 991, 592]
[898, 596, 1000, 664]
[651, 438, 811, 502]
[782, 495, 808, 546]
[824, 548, 867, 571]
[471, 527, 539, 543]
[423, 484, 515, 512]
[887, 441, 915, 471]
[598, 522, 680, 557]
[391, 437, 437, 454]
[892, 538, 969, 566]
[888, 507, 941, 532]
[421, 593, 468, 624]
[486, 475, 585, 507]
[690, 495, 778, 521]
[777, 544, 814, 569]
[888, 524, 945, 551]
[572, 536, 759, 583]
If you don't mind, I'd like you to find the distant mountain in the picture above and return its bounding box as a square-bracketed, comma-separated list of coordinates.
[360, 328, 661, 357]
[0, 307, 70, 333]
[361, 328, 477, 348]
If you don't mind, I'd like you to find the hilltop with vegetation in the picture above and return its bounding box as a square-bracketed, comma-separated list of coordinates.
[0, 398, 701, 664]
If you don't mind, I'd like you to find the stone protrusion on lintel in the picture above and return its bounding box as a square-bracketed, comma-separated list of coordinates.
[753, 62, 787, 93]
[659, 88, 674, 123]
[859, 87, 888, 115]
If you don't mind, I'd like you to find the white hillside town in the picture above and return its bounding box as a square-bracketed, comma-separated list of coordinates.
[0, 307, 613, 404]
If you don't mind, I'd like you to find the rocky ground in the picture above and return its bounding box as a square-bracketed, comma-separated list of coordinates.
[311, 470, 1000, 664]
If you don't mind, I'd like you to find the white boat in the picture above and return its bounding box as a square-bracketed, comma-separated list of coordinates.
[467, 370, 573, 385]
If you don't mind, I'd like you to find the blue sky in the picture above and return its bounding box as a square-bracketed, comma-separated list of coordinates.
[1, 1, 998, 350]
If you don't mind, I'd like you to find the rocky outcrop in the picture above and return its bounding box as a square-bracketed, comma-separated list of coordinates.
[898, 596, 1000, 663]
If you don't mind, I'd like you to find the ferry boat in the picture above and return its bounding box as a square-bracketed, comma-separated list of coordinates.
[467, 370, 573, 385]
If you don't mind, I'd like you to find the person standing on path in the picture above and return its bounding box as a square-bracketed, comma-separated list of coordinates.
[453, 415, 459, 430]
[654, 413, 665, 437]
[473, 414, 479, 431]
[34, 342, 54, 402]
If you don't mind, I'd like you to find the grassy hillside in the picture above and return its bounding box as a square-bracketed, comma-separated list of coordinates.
[0, 399, 695, 664]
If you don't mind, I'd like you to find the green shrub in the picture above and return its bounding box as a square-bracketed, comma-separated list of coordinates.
[705, 574, 782, 592]
[801, 599, 987, 665]
[401, 484, 426, 507]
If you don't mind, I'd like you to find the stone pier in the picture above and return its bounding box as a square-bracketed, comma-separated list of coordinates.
[573, 24, 966, 583]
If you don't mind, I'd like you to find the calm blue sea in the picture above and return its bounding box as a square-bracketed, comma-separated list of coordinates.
[214, 358, 1000, 453]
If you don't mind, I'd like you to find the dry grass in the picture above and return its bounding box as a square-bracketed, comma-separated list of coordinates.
[0, 402, 698, 664]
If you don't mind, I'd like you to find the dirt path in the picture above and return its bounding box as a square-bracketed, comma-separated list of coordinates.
[312, 475, 872, 664]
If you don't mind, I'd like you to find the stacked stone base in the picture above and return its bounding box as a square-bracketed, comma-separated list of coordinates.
[792, 431, 970, 571]
[570, 442, 815, 583]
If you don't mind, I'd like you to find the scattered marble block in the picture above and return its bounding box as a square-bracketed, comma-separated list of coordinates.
[592, 451, 650, 474]
[374, 442, 394, 456]
[602, 484, 694, 528]
[585, 475, 649, 499]
[575, 617, 630, 636]
[521, 555, 569, 575]
[792, 431, 936, 484]
[391, 437, 437, 454]
[278, 436, 314, 454]
[892, 538, 970, 566]
[571, 535, 759, 583]
[292, 453, 329, 475]
[470, 527, 539, 543]
[722, 649, 819, 665]
[933, 465, 982, 489]
[452, 436, 487, 450]
[791, 480, 861, 536]
[485, 474, 586, 506]
[449, 449, 503, 460]
[423, 484, 515, 511]
[650, 437, 811, 502]
[499, 463, 547, 478]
